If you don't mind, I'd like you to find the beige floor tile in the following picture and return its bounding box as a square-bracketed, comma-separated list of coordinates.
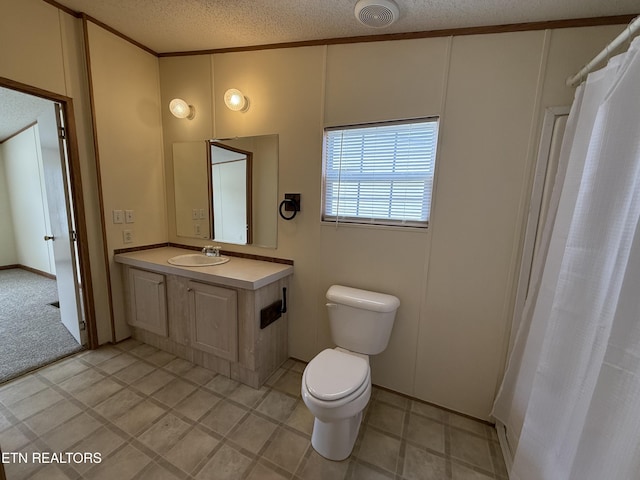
[195, 444, 253, 480]
[405, 413, 446, 453]
[164, 427, 220, 474]
[57, 368, 106, 394]
[247, 461, 289, 480]
[256, 390, 297, 422]
[38, 358, 89, 384]
[28, 465, 75, 479]
[115, 399, 167, 435]
[42, 412, 103, 451]
[114, 338, 142, 351]
[138, 413, 192, 454]
[0, 376, 48, 406]
[137, 461, 184, 480]
[450, 413, 492, 438]
[94, 388, 145, 421]
[200, 400, 248, 435]
[7, 387, 64, 420]
[112, 360, 156, 384]
[272, 370, 302, 397]
[402, 443, 448, 480]
[74, 377, 123, 406]
[228, 413, 277, 454]
[153, 378, 198, 407]
[262, 427, 309, 473]
[450, 429, 494, 472]
[83, 444, 152, 480]
[366, 401, 405, 436]
[146, 350, 176, 366]
[204, 375, 241, 396]
[0, 409, 13, 432]
[173, 388, 220, 421]
[129, 343, 160, 358]
[135, 369, 177, 395]
[95, 352, 138, 375]
[0, 425, 31, 451]
[357, 428, 401, 474]
[163, 357, 195, 375]
[451, 462, 495, 480]
[72, 426, 127, 474]
[80, 346, 121, 365]
[3, 442, 44, 479]
[375, 388, 410, 410]
[296, 450, 351, 480]
[410, 400, 448, 422]
[23, 398, 82, 436]
[227, 384, 268, 408]
[182, 365, 217, 385]
[285, 401, 314, 436]
[351, 461, 395, 480]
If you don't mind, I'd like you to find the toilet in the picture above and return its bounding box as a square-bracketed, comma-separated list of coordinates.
[301, 285, 400, 461]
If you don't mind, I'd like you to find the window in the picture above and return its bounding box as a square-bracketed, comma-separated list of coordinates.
[322, 118, 439, 228]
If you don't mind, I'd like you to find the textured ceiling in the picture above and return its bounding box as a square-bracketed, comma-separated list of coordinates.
[0, 88, 52, 143]
[53, 0, 639, 54]
[2, 1, 638, 140]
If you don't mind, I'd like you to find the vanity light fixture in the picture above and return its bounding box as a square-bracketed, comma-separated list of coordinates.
[169, 98, 195, 119]
[224, 89, 249, 112]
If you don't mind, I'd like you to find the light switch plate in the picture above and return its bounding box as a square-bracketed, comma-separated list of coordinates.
[112, 210, 124, 224]
[125, 210, 135, 223]
[192, 209, 199, 220]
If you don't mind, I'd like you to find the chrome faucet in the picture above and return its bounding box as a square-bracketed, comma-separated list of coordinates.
[202, 245, 221, 257]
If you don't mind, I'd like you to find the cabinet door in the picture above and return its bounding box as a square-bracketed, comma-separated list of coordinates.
[128, 268, 168, 337]
[188, 281, 238, 361]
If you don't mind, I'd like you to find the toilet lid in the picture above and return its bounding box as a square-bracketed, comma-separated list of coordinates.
[305, 349, 369, 401]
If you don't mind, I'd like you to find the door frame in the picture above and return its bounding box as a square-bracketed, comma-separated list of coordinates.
[0, 75, 98, 349]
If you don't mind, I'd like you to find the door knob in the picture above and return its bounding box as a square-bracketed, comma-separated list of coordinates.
[44, 235, 55, 241]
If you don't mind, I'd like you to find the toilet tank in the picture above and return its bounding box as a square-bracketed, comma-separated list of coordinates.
[326, 285, 400, 355]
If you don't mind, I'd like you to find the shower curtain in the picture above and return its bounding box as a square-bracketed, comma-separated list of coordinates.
[492, 36, 640, 480]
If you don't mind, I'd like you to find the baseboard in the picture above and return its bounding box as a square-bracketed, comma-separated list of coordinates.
[495, 420, 513, 477]
[0, 264, 56, 280]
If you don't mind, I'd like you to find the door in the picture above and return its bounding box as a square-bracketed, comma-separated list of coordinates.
[38, 103, 86, 345]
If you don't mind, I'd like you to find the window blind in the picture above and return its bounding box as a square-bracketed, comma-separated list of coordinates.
[323, 118, 439, 227]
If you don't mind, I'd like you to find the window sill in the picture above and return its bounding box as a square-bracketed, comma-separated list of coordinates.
[320, 221, 429, 234]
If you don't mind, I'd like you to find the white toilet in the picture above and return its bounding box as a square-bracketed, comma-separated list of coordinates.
[301, 285, 400, 461]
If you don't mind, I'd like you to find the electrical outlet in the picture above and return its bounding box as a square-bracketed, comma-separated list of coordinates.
[123, 230, 133, 244]
[125, 210, 135, 223]
[194, 224, 201, 235]
[112, 210, 124, 224]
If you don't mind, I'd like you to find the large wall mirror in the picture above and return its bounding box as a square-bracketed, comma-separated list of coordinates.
[173, 134, 278, 248]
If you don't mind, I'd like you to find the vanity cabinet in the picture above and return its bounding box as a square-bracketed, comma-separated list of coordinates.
[127, 268, 167, 337]
[188, 281, 238, 361]
[117, 247, 293, 388]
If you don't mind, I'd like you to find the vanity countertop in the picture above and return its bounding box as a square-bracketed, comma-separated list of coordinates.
[114, 247, 293, 290]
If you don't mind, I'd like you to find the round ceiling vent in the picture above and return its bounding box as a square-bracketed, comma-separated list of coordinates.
[355, 0, 399, 28]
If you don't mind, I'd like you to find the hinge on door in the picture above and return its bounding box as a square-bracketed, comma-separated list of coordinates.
[58, 126, 66, 140]
[80, 321, 86, 331]
[71, 231, 77, 241]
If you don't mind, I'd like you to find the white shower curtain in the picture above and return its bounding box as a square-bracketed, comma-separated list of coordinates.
[492, 36, 640, 480]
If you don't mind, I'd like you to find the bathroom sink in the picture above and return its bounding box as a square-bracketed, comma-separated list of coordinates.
[167, 254, 230, 267]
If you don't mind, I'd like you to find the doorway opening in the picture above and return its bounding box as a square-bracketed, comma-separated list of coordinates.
[0, 79, 97, 383]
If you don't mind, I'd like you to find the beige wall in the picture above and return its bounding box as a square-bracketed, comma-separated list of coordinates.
[85, 22, 168, 341]
[2, 0, 626, 420]
[158, 25, 623, 419]
[0, 0, 111, 344]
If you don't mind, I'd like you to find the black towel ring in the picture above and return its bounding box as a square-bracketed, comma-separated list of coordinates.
[279, 198, 299, 220]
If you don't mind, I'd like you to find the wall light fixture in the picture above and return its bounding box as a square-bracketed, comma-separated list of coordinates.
[224, 89, 249, 112]
[169, 98, 195, 119]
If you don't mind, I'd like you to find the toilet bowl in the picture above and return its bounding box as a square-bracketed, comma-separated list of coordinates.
[301, 348, 371, 461]
[301, 285, 400, 461]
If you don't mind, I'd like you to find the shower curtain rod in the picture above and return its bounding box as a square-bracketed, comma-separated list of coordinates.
[566, 15, 640, 87]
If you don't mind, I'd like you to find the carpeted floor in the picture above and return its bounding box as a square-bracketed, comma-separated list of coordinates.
[0, 268, 83, 384]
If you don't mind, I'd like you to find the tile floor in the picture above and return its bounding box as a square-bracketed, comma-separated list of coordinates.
[0, 339, 508, 479]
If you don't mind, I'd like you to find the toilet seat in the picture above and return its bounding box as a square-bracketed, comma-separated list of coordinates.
[304, 349, 369, 402]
